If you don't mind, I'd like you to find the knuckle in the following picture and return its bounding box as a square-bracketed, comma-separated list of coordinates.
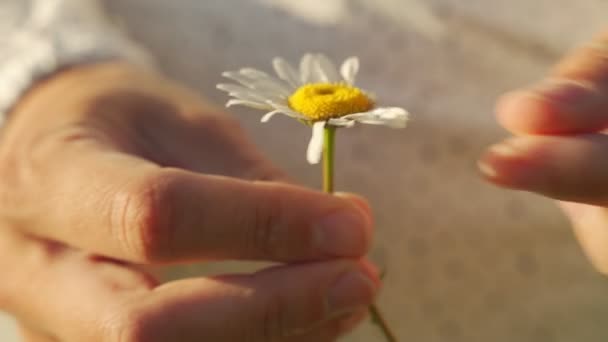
[112, 170, 178, 262]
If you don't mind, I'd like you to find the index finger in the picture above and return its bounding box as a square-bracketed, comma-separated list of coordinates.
[10, 143, 372, 264]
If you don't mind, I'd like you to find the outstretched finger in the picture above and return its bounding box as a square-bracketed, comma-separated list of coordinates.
[479, 134, 608, 205]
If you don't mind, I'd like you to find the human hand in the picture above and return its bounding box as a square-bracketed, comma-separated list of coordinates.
[479, 30, 608, 274]
[0, 62, 379, 341]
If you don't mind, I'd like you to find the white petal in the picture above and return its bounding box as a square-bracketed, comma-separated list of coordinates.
[326, 118, 356, 128]
[266, 102, 306, 119]
[226, 99, 274, 110]
[223, 70, 291, 97]
[250, 79, 291, 97]
[342, 107, 409, 128]
[307, 121, 326, 164]
[340, 57, 360, 85]
[261, 110, 282, 123]
[239, 68, 271, 79]
[230, 90, 268, 103]
[251, 90, 286, 104]
[273, 57, 300, 88]
[240, 70, 292, 96]
[218, 83, 285, 104]
[314, 54, 340, 83]
[217, 83, 249, 94]
[299, 53, 315, 84]
[222, 71, 258, 88]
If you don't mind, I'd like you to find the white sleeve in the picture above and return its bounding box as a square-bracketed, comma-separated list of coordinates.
[0, 0, 155, 123]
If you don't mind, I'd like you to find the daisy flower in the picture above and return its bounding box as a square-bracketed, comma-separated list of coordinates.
[217, 53, 409, 164]
[218, 54, 403, 341]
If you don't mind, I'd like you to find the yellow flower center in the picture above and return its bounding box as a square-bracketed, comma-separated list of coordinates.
[288, 83, 374, 121]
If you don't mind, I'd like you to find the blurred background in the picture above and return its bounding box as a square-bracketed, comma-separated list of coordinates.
[2, 0, 608, 341]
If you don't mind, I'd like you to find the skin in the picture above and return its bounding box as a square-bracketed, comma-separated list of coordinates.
[479, 30, 608, 274]
[0, 62, 380, 341]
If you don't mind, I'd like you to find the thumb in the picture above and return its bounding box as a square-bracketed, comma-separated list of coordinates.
[116, 260, 380, 342]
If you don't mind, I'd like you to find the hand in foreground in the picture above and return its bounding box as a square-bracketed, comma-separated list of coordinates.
[479, 30, 608, 274]
[0, 62, 379, 341]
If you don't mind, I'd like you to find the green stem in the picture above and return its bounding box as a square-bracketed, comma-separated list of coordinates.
[370, 304, 398, 342]
[323, 125, 336, 194]
[321, 125, 397, 342]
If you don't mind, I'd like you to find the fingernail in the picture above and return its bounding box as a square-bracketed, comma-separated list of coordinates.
[479, 139, 538, 186]
[487, 142, 520, 158]
[315, 210, 370, 256]
[477, 160, 498, 178]
[478, 140, 530, 179]
[531, 78, 595, 104]
[327, 271, 377, 316]
[486, 138, 536, 159]
[335, 193, 372, 216]
[359, 258, 381, 281]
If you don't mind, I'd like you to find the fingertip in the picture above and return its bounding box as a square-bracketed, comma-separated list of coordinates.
[478, 137, 543, 189]
[311, 192, 374, 258]
[335, 192, 374, 233]
[477, 158, 498, 180]
[335, 192, 371, 213]
[314, 207, 374, 258]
